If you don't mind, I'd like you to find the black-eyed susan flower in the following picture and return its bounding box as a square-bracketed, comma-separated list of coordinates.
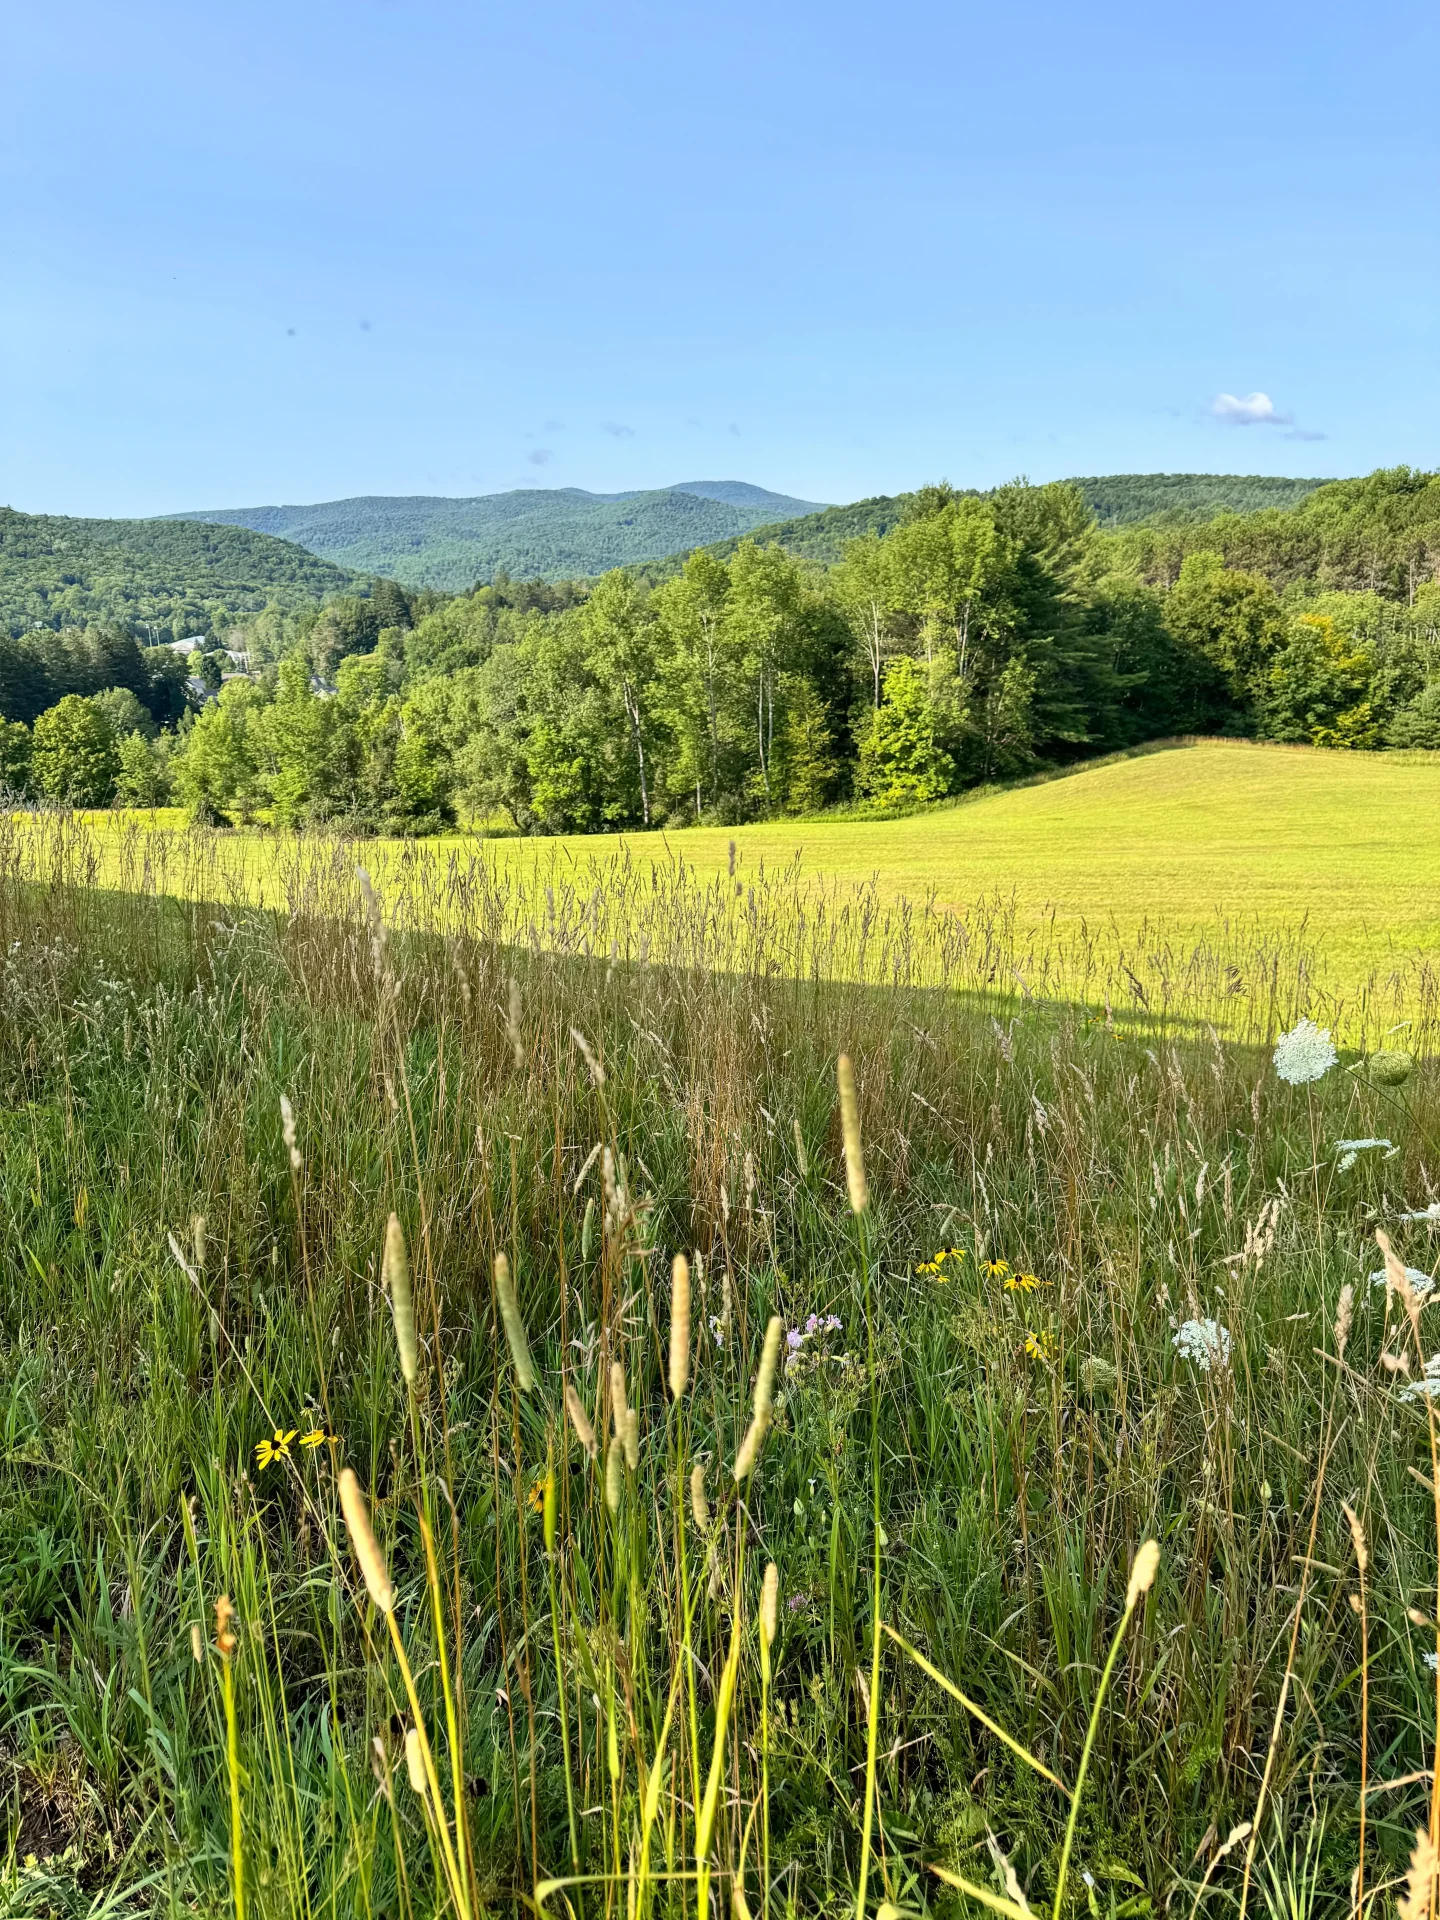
[299, 1424, 339, 1449]
[525, 1477, 545, 1516]
[1024, 1330, 1055, 1363]
[1005, 1270, 1047, 1293]
[255, 1428, 298, 1470]
[982, 1258, 1011, 1281]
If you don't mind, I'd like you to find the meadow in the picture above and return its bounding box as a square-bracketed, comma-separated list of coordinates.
[50, 733, 1440, 998]
[3, 769, 1440, 1920]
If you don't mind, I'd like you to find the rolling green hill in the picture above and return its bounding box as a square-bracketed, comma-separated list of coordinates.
[1072, 471, 1326, 526]
[0, 507, 358, 640]
[645, 473, 1331, 577]
[167, 482, 828, 589]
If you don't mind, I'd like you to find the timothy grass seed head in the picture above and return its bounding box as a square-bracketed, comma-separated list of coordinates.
[383, 1213, 417, 1385]
[339, 1468, 396, 1613]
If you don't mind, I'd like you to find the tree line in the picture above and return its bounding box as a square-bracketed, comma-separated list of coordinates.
[4, 468, 1440, 829]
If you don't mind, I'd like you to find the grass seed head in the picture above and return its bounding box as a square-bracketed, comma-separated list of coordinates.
[1397, 1827, 1438, 1920]
[506, 976, 524, 1066]
[690, 1461, 710, 1530]
[279, 1093, 302, 1172]
[754, 1314, 783, 1421]
[610, 1358, 628, 1436]
[339, 1468, 396, 1613]
[836, 1052, 868, 1213]
[564, 1382, 597, 1458]
[190, 1621, 204, 1664]
[1377, 1227, 1422, 1332]
[1126, 1539, 1160, 1609]
[495, 1252, 536, 1393]
[1342, 1499, 1368, 1572]
[761, 1561, 779, 1650]
[605, 1435, 624, 1513]
[214, 1593, 237, 1657]
[404, 1727, 426, 1796]
[669, 1252, 692, 1399]
[1334, 1282, 1354, 1360]
[383, 1213, 417, 1385]
[733, 1414, 767, 1482]
[623, 1405, 639, 1471]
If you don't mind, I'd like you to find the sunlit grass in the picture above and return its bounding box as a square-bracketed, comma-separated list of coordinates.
[62, 739, 1440, 1009]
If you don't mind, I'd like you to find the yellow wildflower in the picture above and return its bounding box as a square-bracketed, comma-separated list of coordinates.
[1023, 1330, 1055, 1363]
[255, 1428, 298, 1470]
[299, 1424, 338, 1449]
[982, 1258, 1011, 1281]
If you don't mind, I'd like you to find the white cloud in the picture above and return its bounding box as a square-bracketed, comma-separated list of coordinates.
[1210, 391, 1292, 427]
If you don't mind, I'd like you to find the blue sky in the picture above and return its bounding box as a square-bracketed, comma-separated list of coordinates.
[4, 0, 1437, 517]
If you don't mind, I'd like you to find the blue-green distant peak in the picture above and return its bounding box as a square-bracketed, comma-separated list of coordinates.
[163, 482, 830, 589]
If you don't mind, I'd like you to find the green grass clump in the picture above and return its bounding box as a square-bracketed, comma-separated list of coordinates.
[2, 821, 1440, 1916]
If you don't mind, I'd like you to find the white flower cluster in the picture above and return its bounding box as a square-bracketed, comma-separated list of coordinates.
[1173, 1318, 1232, 1372]
[1335, 1137, 1395, 1172]
[1400, 1356, 1440, 1404]
[1370, 1264, 1435, 1301]
[1273, 1018, 1338, 1086]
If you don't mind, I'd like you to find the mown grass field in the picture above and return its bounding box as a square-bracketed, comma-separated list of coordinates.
[73, 738, 1440, 973]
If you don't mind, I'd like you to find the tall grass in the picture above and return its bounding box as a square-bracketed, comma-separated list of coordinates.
[2, 815, 1440, 1916]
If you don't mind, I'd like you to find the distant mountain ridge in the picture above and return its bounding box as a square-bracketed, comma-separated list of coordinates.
[166, 482, 829, 590]
[163, 472, 1328, 588]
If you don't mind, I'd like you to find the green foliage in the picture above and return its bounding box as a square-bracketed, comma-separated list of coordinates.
[0, 719, 31, 795]
[30, 694, 120, 805]
[855, 656, 956, 806]
[173, 686, 261, 824]
[112, 728, 173, 807]
[0, 624, 190, 728]
[1161, 552, 1289, 725]
[1259, 614, 1378, 747]
[0, 507, 357, 638]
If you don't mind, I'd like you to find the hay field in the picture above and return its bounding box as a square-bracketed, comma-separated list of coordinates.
[30, 738, 1440, 1039]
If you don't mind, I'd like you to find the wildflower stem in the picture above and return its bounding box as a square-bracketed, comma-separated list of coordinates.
[853, 1199, 885, 1920]
[217, 1612, 246, 1920]
[1049, 1565, 1150, 1920]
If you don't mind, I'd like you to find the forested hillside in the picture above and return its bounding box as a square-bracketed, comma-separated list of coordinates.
[0, 508, 357, 640]
[648, 474, 1329, 576]
[1073, 472, 1324, 525]
[6, 465, 1440, 833]
[169, 483, 826, 588]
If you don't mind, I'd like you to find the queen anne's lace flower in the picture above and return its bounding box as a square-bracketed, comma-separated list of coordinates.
[1173, 1318, 1232, 1372]
[1335, 1138, 1394, 1171]
[1370, 1265, 1435, 1301]
[1273, 1019, 1338, 1085]
[1400, 1356, 1440, 1404]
